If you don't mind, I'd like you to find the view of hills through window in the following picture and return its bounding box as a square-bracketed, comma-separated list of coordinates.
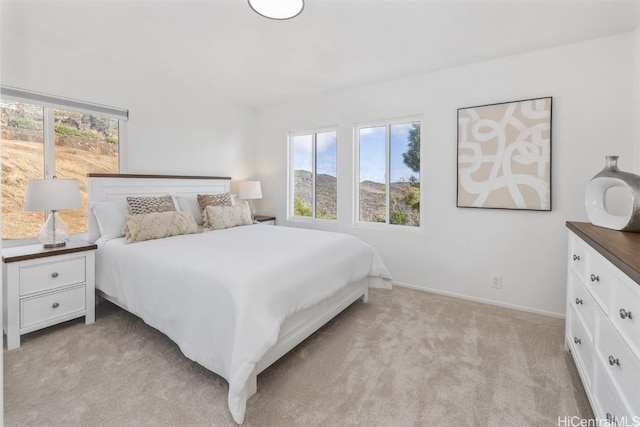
[1, 100, 119, 239]
[292, 131, 337, 219]
[359, 121, 420, 226]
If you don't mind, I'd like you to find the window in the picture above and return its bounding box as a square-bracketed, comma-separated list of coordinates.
[356, 118, 421, 227]
[289, 129, 337, 220]
[1, 87, 127, 240]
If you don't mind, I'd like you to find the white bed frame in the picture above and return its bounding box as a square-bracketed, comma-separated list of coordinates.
[88, 173, 369, 397]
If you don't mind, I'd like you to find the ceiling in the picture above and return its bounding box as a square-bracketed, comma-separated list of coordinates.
[2, 0, 640, 108]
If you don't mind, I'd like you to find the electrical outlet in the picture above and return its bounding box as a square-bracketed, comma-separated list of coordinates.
[491, 275, 502, 289]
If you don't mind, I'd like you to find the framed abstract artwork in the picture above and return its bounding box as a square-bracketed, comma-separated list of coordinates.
[457, 97, 552, 211]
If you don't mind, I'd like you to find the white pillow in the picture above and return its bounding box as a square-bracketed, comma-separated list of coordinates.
[176, 196, 204, 225]
[91, 200, 130, 242]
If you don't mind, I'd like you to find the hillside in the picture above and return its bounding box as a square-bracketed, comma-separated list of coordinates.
[294, 170, 420, 226]
[1, 139, 118, 239]
[1, 103, 119, 239]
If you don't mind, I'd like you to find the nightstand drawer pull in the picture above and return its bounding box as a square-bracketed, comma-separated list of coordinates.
[51, 272, 59, 278]
[590, 274, 600, 282]
[573, 254, 580, 261]
[619, 308, 632, 320]
[574, 337, 581, 345]
[575, 298, 583, 305]
[52, 302, 59, 309]
[608, 355, 620, 367]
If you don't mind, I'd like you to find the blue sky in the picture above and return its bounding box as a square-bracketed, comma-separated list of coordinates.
[293, 132, 337, 176]
[359, 122, 418, 183]
[293, 123, 418, 184]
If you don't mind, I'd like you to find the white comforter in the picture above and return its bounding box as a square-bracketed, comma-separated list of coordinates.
[96, 224, 392, 424]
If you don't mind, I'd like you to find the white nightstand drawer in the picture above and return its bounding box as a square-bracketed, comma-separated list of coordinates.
[586, 253, 615, 314]
[568, 305, 594, 388]
[20, 285, 86, 330]
[592, 359, 631, 424]
[596, 313, 640, 412]
[20, 257, 86, 296]
[611, 274, 640, 357]
[569, 234, 588, 281]
[568, 270, 596, 337]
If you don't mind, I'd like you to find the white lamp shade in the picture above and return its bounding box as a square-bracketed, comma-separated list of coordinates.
[248, 0, 304, 20]
[238, 181, 263, 200]
[25, 178, 82, 211]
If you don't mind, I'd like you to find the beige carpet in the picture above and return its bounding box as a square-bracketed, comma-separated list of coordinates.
[4, 287, 592, 426]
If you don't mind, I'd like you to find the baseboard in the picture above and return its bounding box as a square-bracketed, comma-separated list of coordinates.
[393, 281, 565, 319]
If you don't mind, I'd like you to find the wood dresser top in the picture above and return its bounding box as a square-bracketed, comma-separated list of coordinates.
[2, 240, 97, 263]
[567, 221, 640, 286]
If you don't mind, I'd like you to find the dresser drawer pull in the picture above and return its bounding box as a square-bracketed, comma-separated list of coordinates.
[51, 272, 59, 278]
[606, 413, 614, 422]
[575, 298, 583, 305]
[619, 308, 633, 320]
[52, 302, 59, 309]
[608, 355, 620, 366]
[590, 274, 600, 282]
[573, 254, 580, 261]
[574, 337, 581, 345]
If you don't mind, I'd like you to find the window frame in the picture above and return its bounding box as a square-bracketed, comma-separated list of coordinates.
[287, 126, 338, 223]
[1, 87, 128, 245]
[354, 115, 423, 231]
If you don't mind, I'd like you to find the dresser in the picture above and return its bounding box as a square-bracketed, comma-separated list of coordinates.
[2, 241, 97, 350]
[566, 222, 640, 424]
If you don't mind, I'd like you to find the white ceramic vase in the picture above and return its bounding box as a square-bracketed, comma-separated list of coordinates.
[585, 156, 640, 232]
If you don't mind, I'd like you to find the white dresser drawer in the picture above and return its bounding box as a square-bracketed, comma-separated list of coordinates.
[568, 305, 594, 388]
[568, 270, 596, 336]
[20, 257, 86, 296]
[611, 274, 640, 357]
[20, 285, 86, 330]
[592, 359, 631, 424]
[569, 234, 588, 281]
[596, 313, 640, 413]
[586, 253, 615, 314]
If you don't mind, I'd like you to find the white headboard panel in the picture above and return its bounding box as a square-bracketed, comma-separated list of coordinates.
[88, 174, 232, 242]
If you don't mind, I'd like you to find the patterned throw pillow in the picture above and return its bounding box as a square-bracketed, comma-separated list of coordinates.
[123, 211, 199, 243]
[127, 195, 176, 215]
[197, 193, 233, 212]
[204, 204, 253, 230]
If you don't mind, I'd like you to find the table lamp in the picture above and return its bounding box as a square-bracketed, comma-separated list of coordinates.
[238, 180, 262, 219]
[25, 177, 82, 248]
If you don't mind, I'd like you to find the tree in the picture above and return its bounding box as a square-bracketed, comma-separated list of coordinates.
[402, 122, 420, 174]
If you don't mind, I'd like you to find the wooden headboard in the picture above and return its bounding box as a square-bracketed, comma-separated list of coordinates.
[87, 173, 231, 242]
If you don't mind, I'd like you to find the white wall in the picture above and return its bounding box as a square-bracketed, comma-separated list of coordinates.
[0, 34, 255, 181]
[251, 32, 637, 316]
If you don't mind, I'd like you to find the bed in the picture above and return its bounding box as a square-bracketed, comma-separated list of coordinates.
[88, 174, 392, 424]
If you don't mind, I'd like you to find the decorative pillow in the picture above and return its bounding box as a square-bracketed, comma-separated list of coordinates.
[197, 193, 233, 212]
[91, 200, 130, 242]
[123, 211, 199, 243]
[127, 195, 177, 215]
[204, 204, 253, 230]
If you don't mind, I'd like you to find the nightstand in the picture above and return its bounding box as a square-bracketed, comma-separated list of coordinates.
[2, 241, 97, 350]
[254, 215, 276, 225]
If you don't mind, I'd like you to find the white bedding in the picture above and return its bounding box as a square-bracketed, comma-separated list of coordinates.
[95, 224, 391, 424]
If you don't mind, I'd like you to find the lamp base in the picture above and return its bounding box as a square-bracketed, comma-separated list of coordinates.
[43, 241, 67, 249]
[38, 211, 70, 249]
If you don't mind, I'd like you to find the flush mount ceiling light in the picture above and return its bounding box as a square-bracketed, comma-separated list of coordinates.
[248, 0, 304, 20]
